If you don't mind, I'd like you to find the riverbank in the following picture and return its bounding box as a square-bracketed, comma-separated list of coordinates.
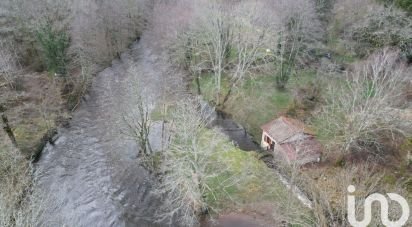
[32, 41, 171, 226]
[0, 71, 71, 159]
[29, 34, 313, 226]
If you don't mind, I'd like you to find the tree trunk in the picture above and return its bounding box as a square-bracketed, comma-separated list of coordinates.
[196, 74, 201, 95]
[1, 112, 17, 146]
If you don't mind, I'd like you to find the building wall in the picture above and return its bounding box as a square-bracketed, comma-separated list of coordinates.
[262, 130, 322, 165]
[260, 131, 277, 150]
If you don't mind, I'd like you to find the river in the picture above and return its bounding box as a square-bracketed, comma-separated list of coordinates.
[34, 35, 310, 226]
[35, 41, 170, 227]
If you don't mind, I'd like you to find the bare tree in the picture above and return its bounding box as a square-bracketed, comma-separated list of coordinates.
[12, 189, 64, 227]
[179, 1, 234, 104]
[309, 160, 412, 226]
[65, 47, 94, 111]
[0, 129, 32, 227]
[269, 153, 406, 227]
[0, 105, 17, 146]
[262, 0, 322, 89]
[162, 0, 320, 104]
[315, 48, 410, 155]
[0, 40, 21, 88]
[219, 1, 275, 105]
[168, 1, 271, 104]
[70, 0, 149, 66]
[7, 0, 148, 69]
[154, 99, 238, 226]
[122, 81, 154, 171]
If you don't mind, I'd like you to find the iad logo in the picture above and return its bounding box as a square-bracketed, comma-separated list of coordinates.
[347, 185, 410, 227]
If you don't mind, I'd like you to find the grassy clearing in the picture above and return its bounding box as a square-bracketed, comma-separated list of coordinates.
[156, 101, 312, 224]
[207, 147, 287, 208]
[195, 129, 311, 221]
[193, 71, 317, 141]
[12, 117, 56, 157]
[0, 73, 68, 158]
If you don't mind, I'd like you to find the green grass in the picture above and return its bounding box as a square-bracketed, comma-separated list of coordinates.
[327, 38, 359, 64]
[13, 117, 55, 157]
[165, 123, 309, 217]
[193, 73, 231, 104]
[396, 0, 412, 13]
[200, 130, 307, 215]
[193, 70, 317, 141]
[150, 102, 182, 122]
[326, 18, 360, 65]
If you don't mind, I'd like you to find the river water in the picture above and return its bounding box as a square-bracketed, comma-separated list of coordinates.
[34, 38, 261, 227]
[34, 36, 309, 226]
[35, 41, 173, 227]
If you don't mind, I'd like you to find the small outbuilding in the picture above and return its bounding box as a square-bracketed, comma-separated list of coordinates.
[261, 117, 322, 165]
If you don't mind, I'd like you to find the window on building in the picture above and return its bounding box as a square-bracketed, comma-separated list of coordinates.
[265, 135, 271, 144]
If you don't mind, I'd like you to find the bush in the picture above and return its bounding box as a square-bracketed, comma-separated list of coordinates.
[377, 0, 412, 12]
[287, 81, 321, 119]
[36, 21, 70, 75]
[352, 20, 412, 59]
[71, 0, 149, 66]
[396, 0, 412, 12]
[399, 38, 412, 63]
[337, 0, 412, 59]
[0, 132, 32, 227]
[275, 62, 293, 89]
[313, 49, 408, 154]
[0, 40, 21, 88]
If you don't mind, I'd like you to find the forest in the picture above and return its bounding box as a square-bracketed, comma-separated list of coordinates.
[0, 0, 411, 226]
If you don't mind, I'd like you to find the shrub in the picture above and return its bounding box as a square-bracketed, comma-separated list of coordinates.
[0, 132, 32, 227]
[275, 62, 293, 89]
[335, 0, 412, 59]
[352, 16, 412, 59]
[36, 21, 70, 75]
[287, 81, 321, 119]
[399, 38, 412, 63]
[396, 0, 412, 12]
[71, 0, 149, 66]
[313, 49, 408, 155]
[0, 40, 21, 88]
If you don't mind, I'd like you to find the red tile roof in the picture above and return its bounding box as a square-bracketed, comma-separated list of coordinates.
[262, 117, 321, 164]
[279, 137, 322, 161]
[261, 116, 314, 143]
